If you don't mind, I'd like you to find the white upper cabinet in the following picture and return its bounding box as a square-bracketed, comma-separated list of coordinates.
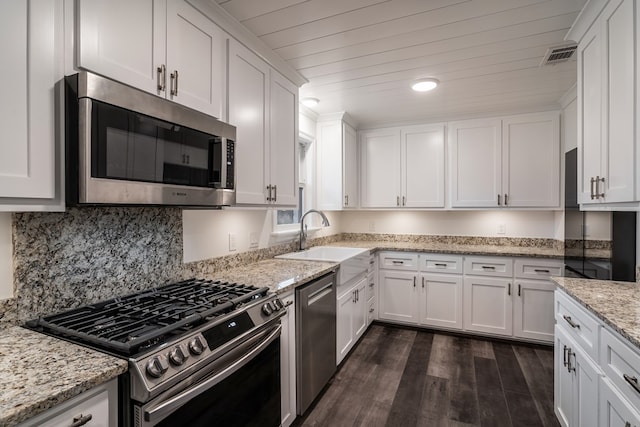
[360, 124, 445, 208]
[78, 0, 226, 118]
[572, 0, 637, 207]
[0, 0, 64, 209]
[449, 118, 502, 208]
[317, 114, 358, 210]
[502, 112, 560, 207]
[450, 112, 560, 208]
[269, 70, 298, 207]
[402, 124, 445, 208]
[360, 128, 402, 208]
[229, 39, 298, 207]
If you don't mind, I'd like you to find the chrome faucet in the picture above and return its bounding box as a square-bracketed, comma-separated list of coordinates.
[299, 209, 330, 250]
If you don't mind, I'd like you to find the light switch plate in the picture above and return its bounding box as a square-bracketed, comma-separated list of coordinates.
[249, 231, 259, 249]
[229, 233, 237, 252]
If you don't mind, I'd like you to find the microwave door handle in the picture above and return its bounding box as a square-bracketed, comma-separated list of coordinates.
[208, 138, 222, 187]
[143, 324, 281, 424]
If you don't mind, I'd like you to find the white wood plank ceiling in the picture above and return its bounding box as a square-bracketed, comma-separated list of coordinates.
[216, 0, 587, 127]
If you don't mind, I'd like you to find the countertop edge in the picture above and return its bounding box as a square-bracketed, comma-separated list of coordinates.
[552, 278, 640, 351]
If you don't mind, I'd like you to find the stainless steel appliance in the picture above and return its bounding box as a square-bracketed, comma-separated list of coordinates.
[65, 71, 236, 207]
[295, 272, 337, 415]
[27, 279, 285, 426]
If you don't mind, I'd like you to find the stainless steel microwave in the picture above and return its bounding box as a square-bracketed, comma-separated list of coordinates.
[65, 71, 236, 207]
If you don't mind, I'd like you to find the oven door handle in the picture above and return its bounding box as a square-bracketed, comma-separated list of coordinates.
[143, 324, 282, 424]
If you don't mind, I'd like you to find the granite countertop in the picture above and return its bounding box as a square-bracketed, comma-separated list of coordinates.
[0, 326, 128, 427]
[325, 240, 564, 259]
[206, 258, 339, 294]
[553, 277, 640, 350]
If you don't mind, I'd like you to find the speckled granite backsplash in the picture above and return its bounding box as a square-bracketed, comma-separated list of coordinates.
[10, 207, 186, 322]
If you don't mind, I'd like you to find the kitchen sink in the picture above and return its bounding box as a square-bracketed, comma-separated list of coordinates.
[276, 246, 369, 262]
[276, 246, 370, 286]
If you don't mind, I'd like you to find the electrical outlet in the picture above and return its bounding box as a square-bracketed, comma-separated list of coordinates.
[369, 221, 376, 232]
[249, 231, 259, 249]
[497, 224, 506, 235]
[228, 233, 237, 252]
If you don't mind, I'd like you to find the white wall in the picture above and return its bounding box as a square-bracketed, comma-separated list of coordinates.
[0, 213, 13, 299]
[341, 210, 560, 239]
[182, 209, 341, 262]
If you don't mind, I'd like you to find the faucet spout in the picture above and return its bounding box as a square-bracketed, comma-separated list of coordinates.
[299, 209, 330, 250]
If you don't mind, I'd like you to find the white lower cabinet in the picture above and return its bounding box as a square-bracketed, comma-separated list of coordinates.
[336, 275, 367, 365]
[555, 324, 600, 427]
[18, 379, 117, 427]
[513, 279, 555, 342]
[600, 377, 640, 427]
[419, 273, 463, 330]
[378, 270, 418, 324]
[463, 276, 513, 337]
[555, 288, 640, 427]
[280, 293, 296, 427]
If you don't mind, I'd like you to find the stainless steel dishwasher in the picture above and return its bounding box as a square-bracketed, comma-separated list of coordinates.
[296, 271, 337, 415]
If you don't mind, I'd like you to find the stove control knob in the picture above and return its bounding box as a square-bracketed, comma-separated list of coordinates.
[273, 299, 284, 310]
[188, 337, 205, 356]
[269, 301, 279, 312]
[169, 345, 188, 366]
[262, 303, 273, 316]
[146, 355, 168, 379]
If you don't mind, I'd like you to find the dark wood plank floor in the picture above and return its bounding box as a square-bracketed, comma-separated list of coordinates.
[294, 324, 559, 427]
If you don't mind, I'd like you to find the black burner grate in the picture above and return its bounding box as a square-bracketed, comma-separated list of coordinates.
[30, 279, 268, 356]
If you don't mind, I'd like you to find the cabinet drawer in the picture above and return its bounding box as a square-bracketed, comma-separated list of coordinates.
[379, 252, 418, 271]
[366, 271, 376, 302]
[463, 256, 513, 277]
[555, 290, 600, 362]
[419, 254, 463, 274]
[367, 298, 377, 324]
[601, 328, 640, 411]
[514, 258, 563, 280]
[599, 377, 640, 427]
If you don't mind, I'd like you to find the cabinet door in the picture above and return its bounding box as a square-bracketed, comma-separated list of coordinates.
[449, 119, 502, 207]
[378, 270, 418, 324]
[353, 278, 368, 340]
[0, 0, 61, 200]
[513, 280, 555, 342]
[601, 0, 635, 203]
[502, 112, 560, 207]
[166, 0, 225, 118]
[578, 22, 603, 205]
[337, 289, 354, 364]
[229, 40, 269, 204]
[599, 377, 640, 427]
[343, 123, 359, 208]
[463, 276, 512, 336]
[77, 0, 166, 95]
[573, 345, 601, 427]
[269, 70, 298, 207]
[317, 120, 342, 210]
[360, 128, 401, 207]
[280, 294, 296, 427]
[401, 124, 445, 207]
[555, 326, 574, 427]
[419, 274, 463, 330]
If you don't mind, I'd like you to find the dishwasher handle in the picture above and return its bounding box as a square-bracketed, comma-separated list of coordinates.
[307, 282, 334, 306]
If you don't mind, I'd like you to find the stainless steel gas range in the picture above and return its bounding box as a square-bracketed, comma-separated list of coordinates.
[27, 279, 286, 427]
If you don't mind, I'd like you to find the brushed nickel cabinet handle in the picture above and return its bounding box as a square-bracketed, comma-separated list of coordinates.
[413, 276, 416, 288]
[590, 177, 596, 199]
[518, 284, 521, 296]
[402, 196, 406, 206]
[497, 194, 501, 205]
[623, 374, 640, 394]
[504, 193, 508, 206]
[598, 176, 605, 199]
[70, 414, 93, 427]
[481, 265, 496, 270]
[273, 185, 277, 202]
[397, 196, 400, 206]
[563, 345, 569, 367]
[157, 65, 166, 91]
[266, 185, 272, 202]
[174, 69, 179, 96]
[434, 263, 447, 267]
[345, 195, 348, 206]
[507, 283, 511, 296]
[422, 276, 425, 289]
[392, 260, 404, 264]
[568, 349, 575, 372]
[534, 269, 550, 273]
[563, 315, 580, 329]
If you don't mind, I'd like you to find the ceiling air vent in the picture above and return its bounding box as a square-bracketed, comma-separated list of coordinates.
[540, 44, 578, 66]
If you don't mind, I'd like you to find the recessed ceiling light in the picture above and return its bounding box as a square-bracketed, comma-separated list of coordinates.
[411, 78, 439, 92]
[301, 97, 319, 107]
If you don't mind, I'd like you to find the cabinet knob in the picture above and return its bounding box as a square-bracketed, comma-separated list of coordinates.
[70, 414, 93, 427]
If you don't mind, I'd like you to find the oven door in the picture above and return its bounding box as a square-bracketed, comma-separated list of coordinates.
[134, 323, 281, 427]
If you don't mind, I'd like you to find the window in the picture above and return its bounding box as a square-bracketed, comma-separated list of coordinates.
[273, 133, 313, 233]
